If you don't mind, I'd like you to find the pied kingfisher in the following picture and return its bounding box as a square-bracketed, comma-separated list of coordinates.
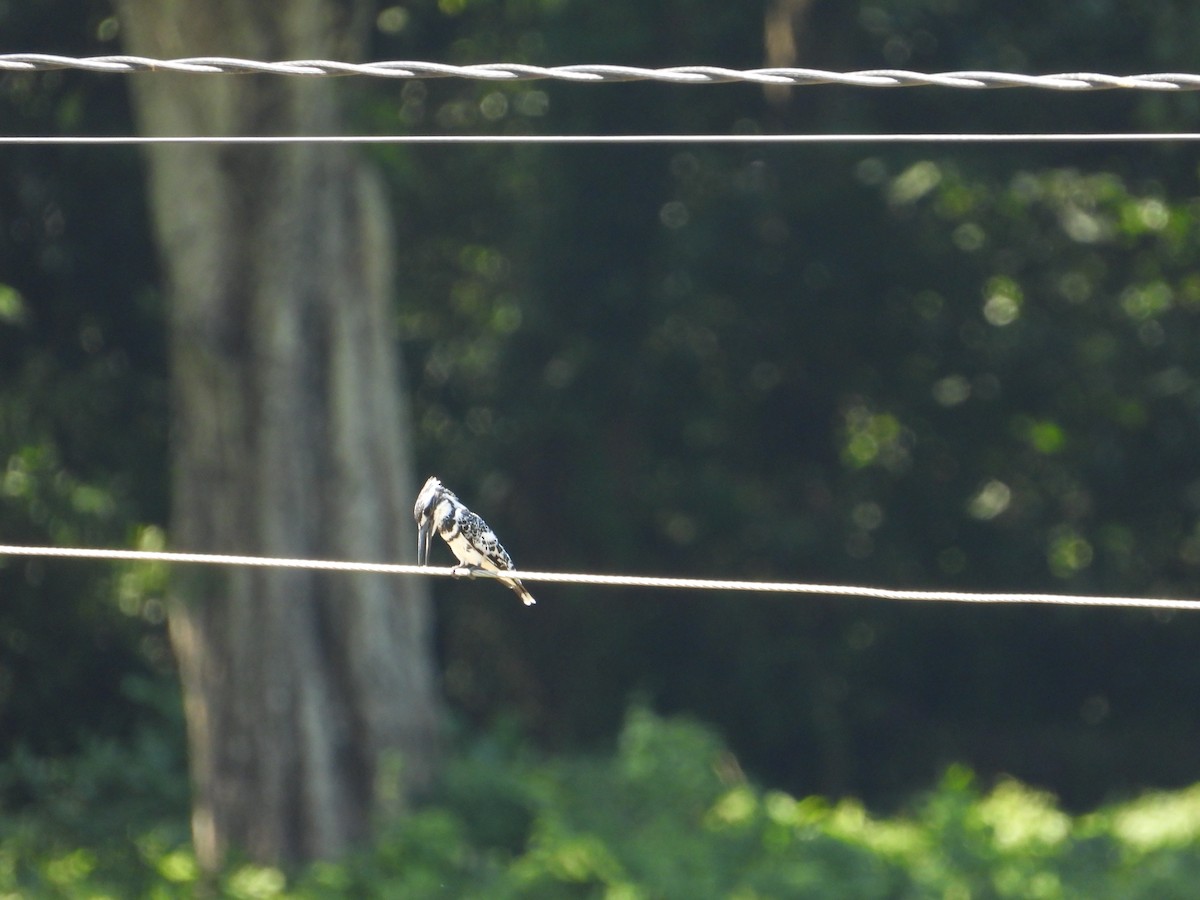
[413, 476, 536, 606]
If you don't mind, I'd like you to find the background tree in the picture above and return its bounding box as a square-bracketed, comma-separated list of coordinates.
[109, 0, 442, 870]
[374, 0, 1200, 807]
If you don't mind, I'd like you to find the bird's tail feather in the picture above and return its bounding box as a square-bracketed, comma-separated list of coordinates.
[505, 578, 536, 606]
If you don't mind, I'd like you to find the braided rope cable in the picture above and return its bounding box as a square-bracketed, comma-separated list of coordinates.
[3, 54, 1200, 90]
[1, 545, 1194, 611]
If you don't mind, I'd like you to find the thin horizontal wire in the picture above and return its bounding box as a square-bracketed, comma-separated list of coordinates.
[1, 544, 1194, 611]
[3, 133, 1200, 146]
[3, 55, 1200, 90]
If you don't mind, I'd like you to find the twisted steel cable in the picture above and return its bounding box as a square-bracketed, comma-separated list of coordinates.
[3, 54, 1200, 90]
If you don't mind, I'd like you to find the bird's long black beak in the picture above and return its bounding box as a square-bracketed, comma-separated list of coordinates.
[417, 520, 432, 566]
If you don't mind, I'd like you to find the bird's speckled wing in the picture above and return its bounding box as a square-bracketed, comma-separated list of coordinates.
[460, 510, 515, 570]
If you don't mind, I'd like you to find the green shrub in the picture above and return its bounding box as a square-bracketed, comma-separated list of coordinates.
[7, 706, 1200, 898]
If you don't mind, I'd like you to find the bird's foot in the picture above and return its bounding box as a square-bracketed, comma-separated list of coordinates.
[451, 565, 484, 580]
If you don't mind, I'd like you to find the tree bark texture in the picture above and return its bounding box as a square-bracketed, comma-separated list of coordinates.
[763, 0, 813, 106]
[114, 0, 442, 869]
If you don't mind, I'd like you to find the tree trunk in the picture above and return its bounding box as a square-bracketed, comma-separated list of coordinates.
[114, 0, 443, 870]
[763, 0, 814, 107]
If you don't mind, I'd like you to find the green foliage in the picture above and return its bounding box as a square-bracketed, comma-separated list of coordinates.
[363, 0, 1200, 808]
[0, 0, 168, 758]
[10, 708, 1200, 898]
[0, 677, 188, 897]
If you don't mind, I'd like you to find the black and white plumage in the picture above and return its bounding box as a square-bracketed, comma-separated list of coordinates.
[413, 476, 536, 606]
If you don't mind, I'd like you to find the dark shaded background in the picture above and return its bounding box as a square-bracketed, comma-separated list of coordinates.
[4, 0, 1200, 812]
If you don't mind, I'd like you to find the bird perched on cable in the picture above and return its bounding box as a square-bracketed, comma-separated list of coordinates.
[413, 476, 536, 606]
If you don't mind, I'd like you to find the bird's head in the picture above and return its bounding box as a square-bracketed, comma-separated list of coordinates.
[414, 476, 446, 565]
